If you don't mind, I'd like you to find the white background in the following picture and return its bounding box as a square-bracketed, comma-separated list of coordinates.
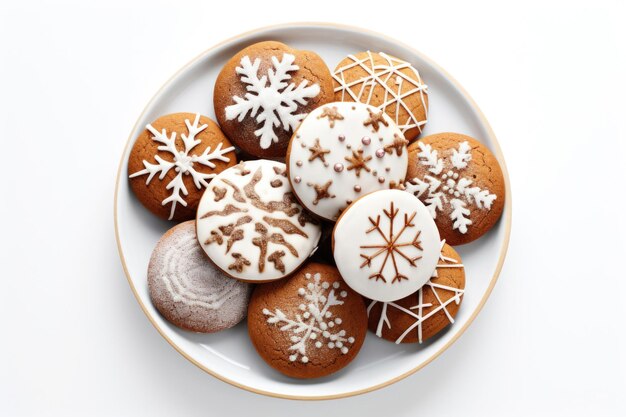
[1, 0, 625, 415]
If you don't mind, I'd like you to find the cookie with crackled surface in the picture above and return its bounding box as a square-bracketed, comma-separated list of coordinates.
[333, 51, 429, 142]
[248, 262, 367, 379]
[366, 242, 465, 344]
[148, 221, 252, 333]
[196, 159, 322, 283]
[128, 113, 237, 221]
[404, 132, 505, 245]
[214, 41, 334, 158]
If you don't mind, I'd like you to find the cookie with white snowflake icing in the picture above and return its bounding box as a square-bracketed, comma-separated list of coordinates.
[148, 221, 253, 333]
[247, 262, 367, 378]
[287, 101, 409, 221]
[404, 132, 505, 245]
[333, 51, 429, 142]
[367, 241, 465, 344]
[214, 41, 334, 158]
[128, 113, 237, 221]
[196, 160, 322, 282]
[332, 189, 440, 302]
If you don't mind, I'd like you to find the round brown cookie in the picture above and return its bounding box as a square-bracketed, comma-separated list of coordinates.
[214, 41, 334, 158]
[366, 242, 465, 344]
[333, 51, 429, 142]
[128, 113, 237, 221]
[404, 133, 505, 245]
[148, 221, 253, 333]
[248, 262, 367, 379]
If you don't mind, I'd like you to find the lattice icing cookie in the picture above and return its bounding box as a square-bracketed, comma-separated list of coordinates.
[196, 160, 322, 282]
[366, 241, 465, 344]
[128, 112, 237, 221]
[333, 51, 428, 141]
[214, 41, 334, 158]
[332, 189, 440, 302]
[287, 101, 409, 221]
[247, 262, 367, 378]
[404, 132, 505, 245]
[148, 221, 252, 333]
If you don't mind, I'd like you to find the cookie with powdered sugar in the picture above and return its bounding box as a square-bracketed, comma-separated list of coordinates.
[148, 221, 252, 333]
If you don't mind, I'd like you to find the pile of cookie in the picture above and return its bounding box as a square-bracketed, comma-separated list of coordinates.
[128, 41, 505, 379]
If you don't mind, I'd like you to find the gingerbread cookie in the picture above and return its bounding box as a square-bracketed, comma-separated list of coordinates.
[404, 132, 505, 245]
[196, 160, 322, 282]
[247, 262, 367, 378]
[148, 221, 252, 333]
[333, 51, 428, 141]
[128, 113, 236, 221]
[214, 41, 334, 158]
[332, 189, 440, 302]
[367, 241, 465, 343]
[287, 101, 409, 221]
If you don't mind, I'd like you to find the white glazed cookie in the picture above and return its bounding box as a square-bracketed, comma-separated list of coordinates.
[196, 160, 322, 282]
[332, 189, 440, 302]
[148, 221, 252, 333]
[287, 102, 409, 221]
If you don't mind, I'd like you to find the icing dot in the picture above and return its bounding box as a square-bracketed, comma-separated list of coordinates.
[315, 341, 322, 348]
[335, 318, 342, 324]
[307, 283, 314, 290]
[453, 172, 459, 179]
[447, 170, 454, 176]
[328, 321, 335, 328]
[333, 282, 340, 289]
[325, 311, 332, 318]
[324, 162, 329, 167]
[296, 160, 303, 167]
[310, 333, 317, 340]
[385, 167, 391, 172]
[336, 341, 343, 348]
[303, 312, 310, 319]
[346, 144, 352, 149]
[454, 191, 460, 197]
[323, 331, 330, 338]
[320, 296, 327, 303]
[299, 303, 306, 311]
[340, 291, 347, 297]
[375, 149, 385, 158]
[290, 336, 299, 342]
[378, 177, 385, 183]
[322, 282, 330, 289]
[289, 354, 297, 361]
[361, 136, 371, 145]
[448, 189, 454, 194]
[341, 347, 349, 354]
[298, 288, 305, 295]
[348, 337, 355, 343]
[338, 330, 346, 336]
[262, 308, 270, 314]
[338, 134, 345, 142]
[354, 185, 361, 192]
[330, 334, 337, 341]
[328, 342, 335, 349]
[305, 273, 311, 279]
[320, 322, 328, 330]
[346, 199, 352, 204]
[301, 356, 309, 363]
[174, 167, 181, 172]
[334, 163, 344, 172]
[294, 176, 301, 184]
[442, 185, 449, 191]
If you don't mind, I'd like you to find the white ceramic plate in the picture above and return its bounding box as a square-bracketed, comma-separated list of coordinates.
[114, 23, 511, 400]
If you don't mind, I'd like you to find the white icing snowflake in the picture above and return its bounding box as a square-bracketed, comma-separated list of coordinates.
[262, 272, 355, 364]
[129, 114, 235, 220]
[225, 53, 320, 149]
[405, 141, 497, 233]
